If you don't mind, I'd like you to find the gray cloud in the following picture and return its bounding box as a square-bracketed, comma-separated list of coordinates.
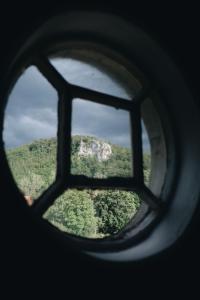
[4, 66, 57, 148]
[72, 99, 131, 147]
[3, 58, 150, 152]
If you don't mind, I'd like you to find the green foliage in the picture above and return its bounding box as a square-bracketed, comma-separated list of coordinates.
[6, 135, 151, 238]
[94, 190, 140, 234]
[6, 138, 57, 199]
[44, 190, 97, 238]
[19, 172, 45, 199]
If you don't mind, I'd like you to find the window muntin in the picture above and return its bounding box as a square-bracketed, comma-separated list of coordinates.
[50, 49, 141, 99]
[3, 43, 165, 247]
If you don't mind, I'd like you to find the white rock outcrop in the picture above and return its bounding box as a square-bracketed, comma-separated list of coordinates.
[78, 138, 112, 161]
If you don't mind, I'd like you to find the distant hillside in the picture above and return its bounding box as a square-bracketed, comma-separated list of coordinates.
[6, 138, 57, 199]
[6, 136, 150, 200]
[6, 136, 151, 238]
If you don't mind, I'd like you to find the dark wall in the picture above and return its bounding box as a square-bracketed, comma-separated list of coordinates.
[0, 1, 199, 297]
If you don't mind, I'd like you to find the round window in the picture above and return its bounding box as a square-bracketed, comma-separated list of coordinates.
[1, 11, 200, 262]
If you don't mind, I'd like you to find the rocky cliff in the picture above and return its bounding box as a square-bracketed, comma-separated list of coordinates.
[78, 138, 112, 161]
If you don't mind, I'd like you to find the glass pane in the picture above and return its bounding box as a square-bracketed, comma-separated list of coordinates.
[3, 66, 58, 205]
[71, 99, 133, 178]
[142, 121, 151, 186]
[50, 49, 141, 100]
[43, 189, 141, 238]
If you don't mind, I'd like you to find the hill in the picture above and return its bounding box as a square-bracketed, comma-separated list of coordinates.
[6, 136, 151, 238]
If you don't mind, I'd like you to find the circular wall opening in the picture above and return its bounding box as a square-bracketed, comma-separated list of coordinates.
[1, 11, 200, 262]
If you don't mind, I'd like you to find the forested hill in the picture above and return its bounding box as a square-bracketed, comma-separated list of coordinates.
[6, 136, 150, 200]
[6, 136, 151, 237]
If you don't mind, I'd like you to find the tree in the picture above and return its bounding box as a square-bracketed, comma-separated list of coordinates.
[94, 190, 140, 235]
[7, 136, 149, 237]
[19, 172, 45, 199]
[44, 189, 97, 238]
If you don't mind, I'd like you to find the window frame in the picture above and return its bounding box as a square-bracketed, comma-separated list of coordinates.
[2, 41, 167, 252]
[2, 11, 198, 262]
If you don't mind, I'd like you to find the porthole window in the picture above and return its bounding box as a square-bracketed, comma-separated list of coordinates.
[1, 11, 200, 262]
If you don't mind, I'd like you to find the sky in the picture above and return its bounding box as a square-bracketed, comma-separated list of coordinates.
[3, 57, 150, 151]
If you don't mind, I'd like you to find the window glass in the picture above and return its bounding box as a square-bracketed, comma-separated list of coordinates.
[142, 121, 151, 186]
[50, 51, 141, 99]
[71, 98, 133, 178]
[4, 66, 58, 204]
[44, 189, 141, 238]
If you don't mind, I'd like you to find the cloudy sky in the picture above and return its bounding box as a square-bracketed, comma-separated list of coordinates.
[3, 57, 150, 151]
